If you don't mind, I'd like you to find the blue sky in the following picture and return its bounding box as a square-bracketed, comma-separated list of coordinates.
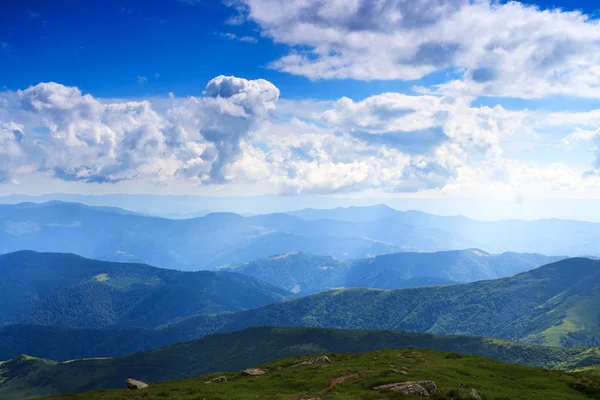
[2, 0, 598, 103]
[1, 0, 600, 219]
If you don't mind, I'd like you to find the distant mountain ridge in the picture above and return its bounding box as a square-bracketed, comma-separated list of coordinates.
[220, 249, 562, 294]
[2, 326, 600, 400]
[0, 251, 290, 328]
[0, 202, 430, 269]
[2, 202, 598, 271]
[288, 204, 600, 257]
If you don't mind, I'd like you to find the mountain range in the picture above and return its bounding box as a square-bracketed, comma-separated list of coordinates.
[289, 204, 600, 257]
[220, 249, 561, 294]
[0, 251, 289, 328]
[2, 202, 599, 271]
[2, 326, 600, 400]
[209, 257, 600, 348]
[1, 255, 599, 364]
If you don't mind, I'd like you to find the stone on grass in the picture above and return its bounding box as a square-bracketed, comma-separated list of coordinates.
[126, 378, 148, 390]
[294, 355, 331, 367]
[373, 381, 430, 397]
[242, 368, 266, 376]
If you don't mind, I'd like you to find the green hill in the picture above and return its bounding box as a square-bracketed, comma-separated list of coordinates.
[1, 257, 598, 363]
[0, 251, 290, 328]
[220, 250, 561, 294]
[38, 350, 600, 400]
[1, 327, 600, 400]
[212, 258, 600, 348]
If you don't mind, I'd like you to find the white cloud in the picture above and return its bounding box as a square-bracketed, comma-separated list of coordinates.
[320, 93, 530, 156]
[17, 82, 184, 183]
[0, 121, 35, 183]
[219, 32, 258, 43]
[231, 0, 600, 98]
[2, 78, 600, 198]
[0, 77, 279, 185]
[563, 127, 600, 175]
[137, 76, 148, 85]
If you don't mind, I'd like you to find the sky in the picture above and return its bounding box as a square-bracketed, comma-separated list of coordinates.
[1, 0, 600, 219]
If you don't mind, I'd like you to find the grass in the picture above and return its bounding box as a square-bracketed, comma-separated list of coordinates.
[541, 290, 600, 347]
[41, 348, 600, 400]
[572, 366, 600, 377]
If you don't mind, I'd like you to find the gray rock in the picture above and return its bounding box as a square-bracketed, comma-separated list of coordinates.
[294, 355, 331, 367]
[242, 368, 266, 376]
[373, 382, 430, 397]
[415, 380, 439, 394]
[126, 378, 148, 390]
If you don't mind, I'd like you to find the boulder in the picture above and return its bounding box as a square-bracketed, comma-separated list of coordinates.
[205, 375, 227, 383]
[126, 378, 148, 390]
[415, 380, 439, 394]
[373, 382, 430, 397]
[242, 368, 266, 376]
[294, 355, 331, 367]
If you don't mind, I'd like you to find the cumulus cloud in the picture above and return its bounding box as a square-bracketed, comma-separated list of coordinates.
[0, 77, 279, 186]
[320, 93, 528, 156]
[0, 121, 33, 183]
[230, 0, 600, 98]
[2, 78, 600, 198]
[198, 75, 279, 181]
[17, 82, 183, 183]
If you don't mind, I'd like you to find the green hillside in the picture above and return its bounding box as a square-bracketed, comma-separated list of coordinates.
[1, 327, 600, 399]
[0, 251, 290, 328]
[35, 349, 600, 400]
[211, 258, 600, 348]
[221, 250, 561, 294]
[1, 257, 598, 363]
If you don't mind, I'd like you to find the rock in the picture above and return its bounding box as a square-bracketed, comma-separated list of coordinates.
[205, 375, 227, 383]
[389, 368, 408, 375]
[415, 381, 439, 394]
[459, 383, 468, 388]
[294, 355, 332, 367]
[373, 382, 430, 397]
[242, 368, 266, 376]
[126, 378, 148, 390]
[470, 388, 482, 399]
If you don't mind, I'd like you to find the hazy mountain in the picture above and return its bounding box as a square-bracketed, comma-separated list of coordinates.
[2, 327, 599, 400]
[3, 202, 594, 270]
[289, 204, 600, 257]
[0, 202, 468, 269]
[218, 252, 350, 293]
[221, 250, 562, 293]
[0, 251, 290, 328]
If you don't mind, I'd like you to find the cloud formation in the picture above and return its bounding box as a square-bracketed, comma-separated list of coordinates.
[231, 0, 600, 98]
[0, 77, 280, 186]
[1, 77, 600, 197]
